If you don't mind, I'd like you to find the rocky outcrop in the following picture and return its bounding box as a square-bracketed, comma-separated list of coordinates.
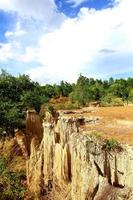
[16, 111, 133, 200]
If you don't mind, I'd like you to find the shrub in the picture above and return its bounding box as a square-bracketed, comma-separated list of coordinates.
[129, 89, 133, 102]
[101, 94, 124, 107]
[0, 156, 26, 200]
[45, 104, 55, 113]
[103, 139, 119, 150]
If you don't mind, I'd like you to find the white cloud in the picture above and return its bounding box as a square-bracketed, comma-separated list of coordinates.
[0, 0, 66, 65]
[22, 0, 133, 83]
[0, 43, 13, 62]
[0, 0, 133, 83]
[0, 0, 55, 18]
[0, 0, 66, 28]
[5, 22, 27, 38]
[67, 0, 88, 7]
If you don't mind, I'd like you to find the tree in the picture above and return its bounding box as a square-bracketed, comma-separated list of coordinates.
[70, 74, 93, 106]
[0, 70, 44, 136]
[89, 81, 105, 101]
[60, 81, 72, 97]
[109, 77, 114, 85]
[109, 79, 129, 104]
[42, 84, 56, 98]
[21, 90, 44, 113]
[0, 101, 24, 136]
[129, 89, 133, 102]
[1, 68, 133, 136]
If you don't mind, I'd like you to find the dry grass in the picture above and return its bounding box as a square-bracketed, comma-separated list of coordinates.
[49, 96, 69, 105]
[66, 106, 133, 146]
[0, 138, 26, 172]
[8, 155, 26, 172]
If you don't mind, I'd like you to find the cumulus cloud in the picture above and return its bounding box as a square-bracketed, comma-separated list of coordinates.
[0, 0, 133, 83]
[22, 0, 133, 83]
[0, 0, 66, 65]
[0, 0, 66, 28]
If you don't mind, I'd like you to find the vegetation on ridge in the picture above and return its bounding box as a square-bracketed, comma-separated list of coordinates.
[0, 69, 133, 137]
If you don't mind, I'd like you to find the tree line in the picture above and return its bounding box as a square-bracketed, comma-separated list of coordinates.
[0, 69, 133, 136]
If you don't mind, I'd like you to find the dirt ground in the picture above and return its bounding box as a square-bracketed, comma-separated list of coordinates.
[67, 106, 133, 146]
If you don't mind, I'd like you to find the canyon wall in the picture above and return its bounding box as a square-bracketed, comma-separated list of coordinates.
[16, 111, 133, 200]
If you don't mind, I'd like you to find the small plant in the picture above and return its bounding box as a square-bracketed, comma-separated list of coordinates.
[0, 156, 7, 175]
[90, 131, 102, 138]
[103, 138, 119, 150]
[45, 104, 55, 114]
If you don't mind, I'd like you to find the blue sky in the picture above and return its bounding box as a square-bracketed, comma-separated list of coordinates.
[0, 0, 133, 83]
[56, 0, 114, 17]
[0, 10, 17, 42]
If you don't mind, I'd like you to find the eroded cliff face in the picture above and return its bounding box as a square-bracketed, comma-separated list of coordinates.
[16, 110, 133, 200]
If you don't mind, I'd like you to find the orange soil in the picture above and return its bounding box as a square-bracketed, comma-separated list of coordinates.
[69, 106, 133, 146]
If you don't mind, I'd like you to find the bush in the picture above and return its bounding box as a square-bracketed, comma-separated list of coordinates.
[45, 104, 55, 113]
[101, 94, 124, 107]
[129, 89, 133, 102]
[0, 156, 26, 200]
[103, 139, 119, 150]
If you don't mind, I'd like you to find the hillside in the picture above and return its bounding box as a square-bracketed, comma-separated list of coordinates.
[13, 106, 133, 200]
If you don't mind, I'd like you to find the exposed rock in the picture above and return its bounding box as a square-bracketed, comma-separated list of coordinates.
[15, 130, 28, 158]
[16, 110, 133, 200]
[26, 109, 43, 148]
